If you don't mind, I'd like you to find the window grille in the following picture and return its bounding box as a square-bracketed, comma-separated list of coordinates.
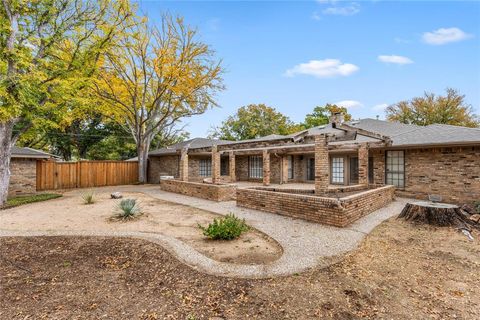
[249, 156, 263, 178]
[199, 159, 212, 177]
[386, 150, 405, 188]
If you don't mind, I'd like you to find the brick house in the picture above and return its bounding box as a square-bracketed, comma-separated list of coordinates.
[148, 116, 480, 205]
[9, 147, 57, 196]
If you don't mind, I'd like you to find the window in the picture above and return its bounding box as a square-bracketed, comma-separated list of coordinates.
[249, 156, 263, 178]
[199, 158, 212, 177]
[331, 157, 344, 184]
[386, 150, 405, 188]
[220, 157, 229, 176]
[287, 156, 294, 179]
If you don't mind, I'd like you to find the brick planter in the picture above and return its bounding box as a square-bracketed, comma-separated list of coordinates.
[236, 185, 395, 227]
[160, 179, 236, 202]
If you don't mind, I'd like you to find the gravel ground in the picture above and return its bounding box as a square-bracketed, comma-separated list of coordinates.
[3, 221, 478, 319]
[0, 185, 410, 278]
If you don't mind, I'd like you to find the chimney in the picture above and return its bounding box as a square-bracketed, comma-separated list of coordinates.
[330, 112, 344, 128]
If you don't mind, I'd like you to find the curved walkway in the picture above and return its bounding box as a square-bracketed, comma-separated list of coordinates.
[0, 185, 409, 278]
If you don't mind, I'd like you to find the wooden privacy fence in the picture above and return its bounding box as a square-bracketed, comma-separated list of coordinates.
[36, 160, 139, 191]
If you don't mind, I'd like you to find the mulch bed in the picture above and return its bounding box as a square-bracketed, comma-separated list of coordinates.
[1, 219, 479, 319]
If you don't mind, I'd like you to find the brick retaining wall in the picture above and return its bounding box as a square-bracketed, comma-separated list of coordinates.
[236, 185, 395, 227]
[160, 179, 236, 202]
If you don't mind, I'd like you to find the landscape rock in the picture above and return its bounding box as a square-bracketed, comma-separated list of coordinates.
[111, 192, 123, 199]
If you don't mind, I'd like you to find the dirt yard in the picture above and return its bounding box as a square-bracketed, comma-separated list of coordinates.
[0, 192, 281, 265]
[1, 218, 479, 319]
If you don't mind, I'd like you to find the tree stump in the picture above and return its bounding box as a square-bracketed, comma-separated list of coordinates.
[398, 201, 479, 230]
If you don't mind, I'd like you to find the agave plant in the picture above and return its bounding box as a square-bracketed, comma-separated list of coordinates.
[115, 198, 141, 220]
[81, 190, 95, 205]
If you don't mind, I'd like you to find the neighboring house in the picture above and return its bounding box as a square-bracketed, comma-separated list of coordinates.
[9, 147, 58, 196]
[148, 115, 480, 204]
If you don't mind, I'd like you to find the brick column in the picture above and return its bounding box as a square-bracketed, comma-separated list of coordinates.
[281, 155, 289, 184]
[315, 135, 329, 194]
[358, 143, 369, 186]
[229, 151, 236, 182]
[263, 150, 270, 186]
[211, 145, 221, 184]
[179, 148, 189, 181]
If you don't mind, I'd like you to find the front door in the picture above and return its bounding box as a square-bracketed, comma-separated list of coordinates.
[307, 158, 315, 180]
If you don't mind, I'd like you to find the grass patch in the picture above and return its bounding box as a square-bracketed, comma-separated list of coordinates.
[198, 214, 250, 240]
[3, 193, 62, 209]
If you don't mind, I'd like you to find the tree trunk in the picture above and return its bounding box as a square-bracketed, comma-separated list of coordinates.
[0, 121, 14, 206]
[137, 141, 149, 184]
[398, 201, 479, 230]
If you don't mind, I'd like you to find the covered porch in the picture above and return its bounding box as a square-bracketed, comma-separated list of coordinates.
[179, 134, 385, 194]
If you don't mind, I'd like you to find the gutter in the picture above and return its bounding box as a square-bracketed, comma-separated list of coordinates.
[383, 141, 480, 149]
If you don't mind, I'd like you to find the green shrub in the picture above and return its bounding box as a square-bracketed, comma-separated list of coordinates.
[3, 193, 62, 209]
[198, 214, 249, 240]
[81, 190, 95, 205]
[114, 198, 141, 220]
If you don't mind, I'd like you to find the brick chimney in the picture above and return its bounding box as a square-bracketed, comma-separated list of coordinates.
[330, 112, 344, 128]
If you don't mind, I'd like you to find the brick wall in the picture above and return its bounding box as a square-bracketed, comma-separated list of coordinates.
[8, 158, 37, 196]
[148, 155, 179, 183]
[370, 149, 386, 185]
[292, 155, 307, 182]
[398, 146, 480, 204]
[314, 135, 329, 193]
[187, 156, 207, 182]
[160, 179, 236, 201]
[235, 156, 250, 181]
[236, 185, 395, 227]
[270, 155, 281, 184]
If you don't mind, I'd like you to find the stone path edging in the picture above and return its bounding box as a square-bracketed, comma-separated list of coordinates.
[0, 185, 409, 278]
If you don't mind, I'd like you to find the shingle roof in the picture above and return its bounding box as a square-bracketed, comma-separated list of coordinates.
[347, 118, 418, 137]
[11, 147, 56, 159]
[219, 134, 293, 145]
[349, 118, 480, 147]
[148, 137, 230, 156]
[144, 119, 480, 157]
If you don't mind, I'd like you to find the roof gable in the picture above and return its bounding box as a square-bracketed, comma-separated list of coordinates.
[11, 147, 56, 159]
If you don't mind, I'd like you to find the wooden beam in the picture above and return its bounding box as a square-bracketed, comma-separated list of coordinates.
[218, 143, 315, 155]
[339, 123, 391, 143]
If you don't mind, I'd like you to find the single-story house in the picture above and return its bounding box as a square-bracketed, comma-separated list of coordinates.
[9, 147, 58, 196]
[147, 115, 480, 205]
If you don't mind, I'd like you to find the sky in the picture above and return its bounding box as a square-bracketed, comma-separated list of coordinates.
[138, 0, 480, 137]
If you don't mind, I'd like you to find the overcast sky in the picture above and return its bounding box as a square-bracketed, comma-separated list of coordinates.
[139, 0, 480, 137]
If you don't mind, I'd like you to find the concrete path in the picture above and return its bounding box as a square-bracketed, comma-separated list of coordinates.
[0, 185, 409, 278]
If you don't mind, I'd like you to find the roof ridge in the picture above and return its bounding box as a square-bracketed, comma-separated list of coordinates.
[428, 123, 480, 130]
